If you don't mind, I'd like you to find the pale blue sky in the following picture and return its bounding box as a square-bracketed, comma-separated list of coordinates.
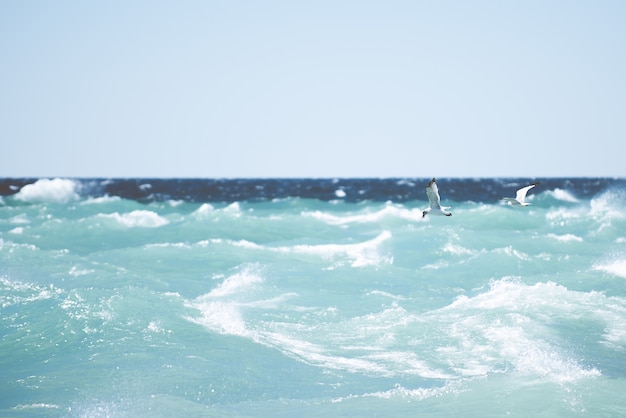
[1, 1, 624, 178]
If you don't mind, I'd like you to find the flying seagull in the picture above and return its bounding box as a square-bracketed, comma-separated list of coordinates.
[422, 178, 452, 218]
[501, 182, 540, 206]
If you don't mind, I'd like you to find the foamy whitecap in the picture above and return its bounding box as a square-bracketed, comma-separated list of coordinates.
[203, 268, 264, 298]
[224, 202, 241, 214]
[146, 320, 168, 334]
[548, 188, 580, 203]
[231, 239, 264, 250]
[284, 230, 393, 267]
[208, 231, 393, 268]
[593, 259, 626, 278]
[482, 322, 599, 383]
[589, 190, 626, 223]
[546, 207, 584, 223]
[12, 404, 61, 411]
[547, 233, 583, 242]
[186, 273, 609, 383]
[366, 290, 409, 301]
[494, 246, 530, 261]
[192, 203, 214, 218]
[440, 279, 603, 382]
[186, 268, 266, 336]
[1, 277, 63, 309]
[303, 205, 422, 225]
[98, 210, 169, 228]
[14, 178, 80, 204]
[345, 381, 463, 402]
[81, 195, 121, 205]
[9, 214, 30, 224]
[443, 243, 476, 256]
[0, 238, 38, 252]
[69, 266, 95, 277]
[145, 242, 191, 249]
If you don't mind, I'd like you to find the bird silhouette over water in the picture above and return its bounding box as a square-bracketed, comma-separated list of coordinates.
[501, 182, 540, 207]
[422, 178, 452, 218]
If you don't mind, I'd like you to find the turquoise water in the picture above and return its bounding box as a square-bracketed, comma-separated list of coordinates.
[1, 178, 626, 417]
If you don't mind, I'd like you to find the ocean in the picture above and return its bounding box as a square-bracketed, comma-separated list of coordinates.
[1, 177, 626, 417]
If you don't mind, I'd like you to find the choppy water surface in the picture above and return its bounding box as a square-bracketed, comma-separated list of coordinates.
[1, 177, 626, 417]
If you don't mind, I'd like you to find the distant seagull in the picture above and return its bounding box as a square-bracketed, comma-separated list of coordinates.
[422, 178, 452, 218]
[501, 182, 540, 206]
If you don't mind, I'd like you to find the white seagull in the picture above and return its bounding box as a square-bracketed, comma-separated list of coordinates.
[501, 182, 540, 207]
[422, 178, 452, 218]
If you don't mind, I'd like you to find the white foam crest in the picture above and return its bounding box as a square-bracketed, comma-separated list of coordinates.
[602, 303, 626, 348]
[448, 279, 568, 311]
[0, 238, 38, 252]
[364, 351, 451, 379]
[9, 213, 30, 224]
[191, 202, 244, 220]
[593, 259, 626, 279]
[12, 404, 61, 411]
[442, 243, 477, 256]
[191, 203, 215, 218]
[69, 266, 95, 277]
[284, 230, 393, 267]
[186, 266, 266, 337]
[187, 299, 249, 336]
[590, 190, 626, 221]
[98, 210, 169, 228]
[1, 277, 62, 309]
[366, 290, 409, 301]
[81, 195, 121, 205]
[334, 381, 463, 403]
[146, 320, 168, 334]
[440, 279, 604, 381]
[145, 242, 191, 249]
[302, 305, 454, 379]
[493, 246, 530, 261]
[231, 239, 265, 250]
[208, 232, 394, 268]
[224, 202, 242, 215]
[258, 330, 390, 375]
[60, 289, 112, 325]
[202, 268, 264, 298]
[167, 199, 184, 207]
[482, 323, 600, 383]
[187, 276, 445, 378]
[14, 178, 80, 204]
[546, 207, 585, 223]
[303, 204, 422, 225]
[547, 233, 584, 242]
[548, 188, 580, 203]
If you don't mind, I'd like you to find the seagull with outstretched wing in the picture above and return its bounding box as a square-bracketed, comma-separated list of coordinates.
[422, 178, 452, 218]
[501, 182, 540, 206]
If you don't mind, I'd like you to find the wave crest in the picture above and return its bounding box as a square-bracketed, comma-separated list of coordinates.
[97, 210, 169, 228]
[14, 178, 80, 204]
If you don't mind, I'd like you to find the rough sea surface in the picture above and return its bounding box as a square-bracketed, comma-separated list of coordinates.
[1, 177, 626, 417]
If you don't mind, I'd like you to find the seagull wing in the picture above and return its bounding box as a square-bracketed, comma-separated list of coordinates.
[426, 178, 443, 209]
[515, 182, 539, 204]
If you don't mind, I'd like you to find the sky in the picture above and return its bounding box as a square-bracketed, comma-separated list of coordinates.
[1, 1, 625, 178]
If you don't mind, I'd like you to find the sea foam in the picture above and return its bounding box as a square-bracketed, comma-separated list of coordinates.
[594, 259, 626, 279]
[14, 178, 79, 204]
[97, 210, 169, 228]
